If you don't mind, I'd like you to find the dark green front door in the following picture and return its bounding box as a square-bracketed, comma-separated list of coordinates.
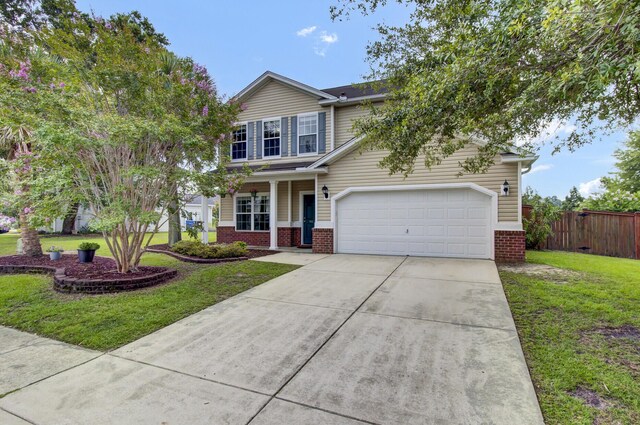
[302, 194, 315, 245]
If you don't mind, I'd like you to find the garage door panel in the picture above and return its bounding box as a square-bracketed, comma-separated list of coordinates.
[336, 188, 493, 259]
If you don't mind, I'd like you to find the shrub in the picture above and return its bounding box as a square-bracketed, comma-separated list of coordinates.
[171, 240, 248, 259]
[78, 242, 100, 251]
[523, 188, 562, 250]
[46, 246, 64, 252]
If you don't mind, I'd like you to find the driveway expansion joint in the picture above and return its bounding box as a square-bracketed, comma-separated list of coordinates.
[273, 396, 381, 425]
[241, 295, 355, 312]
[0, 407, 37, 425]
[246, 256, 409, 425]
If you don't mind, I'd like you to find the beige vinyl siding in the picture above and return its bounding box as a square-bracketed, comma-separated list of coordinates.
[317, 145, 519, 222]
[334, 102, 381, 147]
[237, 80, 331, 165]
[277, 182, 288, 221]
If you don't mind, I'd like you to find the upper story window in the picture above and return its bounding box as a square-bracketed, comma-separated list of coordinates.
[231, 124, 247, 161]
[298, 113, 318, 155]
[263, 119, 281, 158]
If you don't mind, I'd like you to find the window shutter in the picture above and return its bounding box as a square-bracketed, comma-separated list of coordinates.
[290, 116, 297, 156]
[318, 112, 327, 154]
[281, 117, 289, 157]
[256, 120, 263, 159]
[247, 122, 254, 160]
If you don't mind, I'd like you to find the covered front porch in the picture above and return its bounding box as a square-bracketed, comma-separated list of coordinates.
[217, 172, 324, 251]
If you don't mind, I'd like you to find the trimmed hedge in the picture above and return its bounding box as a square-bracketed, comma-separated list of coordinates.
[171, 240, 248, 259]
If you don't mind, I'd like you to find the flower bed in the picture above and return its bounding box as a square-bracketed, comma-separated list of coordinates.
[146, 243, 277, 263]
[0, 254, 177, 294]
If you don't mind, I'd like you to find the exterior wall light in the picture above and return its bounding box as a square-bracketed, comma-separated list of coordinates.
[501, 180, 510, 196]
[250, 188, 258, 200]
[322, 185, 329, 199]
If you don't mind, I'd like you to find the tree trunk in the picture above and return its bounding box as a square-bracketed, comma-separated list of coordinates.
[61, 203, 79, 234]
[167, 198, 182, 247]
[19, 213, 42, 256]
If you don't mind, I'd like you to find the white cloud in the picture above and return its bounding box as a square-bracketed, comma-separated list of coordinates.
[319, 31, 338, 44]
[516, 119, 578, 146]
[296, 26, 317, 37]
[527, 164, 553, 175]
[578, 178, 603, 197]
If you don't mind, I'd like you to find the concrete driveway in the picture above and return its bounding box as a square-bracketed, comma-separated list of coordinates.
[0, 254, 543, 424]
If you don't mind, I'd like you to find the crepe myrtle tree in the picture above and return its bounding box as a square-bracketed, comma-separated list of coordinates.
[331, 0, 640, 175]
[25, 13, 250, 273]
[0, 21, 77, 256]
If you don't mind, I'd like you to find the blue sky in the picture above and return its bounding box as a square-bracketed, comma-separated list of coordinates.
[76, 0, 633, 199]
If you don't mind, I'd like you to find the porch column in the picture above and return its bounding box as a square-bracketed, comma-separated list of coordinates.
[269, 180, 278, 250]
[201, 194, 209, 244]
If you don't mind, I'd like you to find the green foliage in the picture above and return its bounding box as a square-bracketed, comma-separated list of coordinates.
[332, 0, 640, 174]
[172, 240, 248, 259]
[185, 220, 203, 241]
[78, 242, 100, 251]
[561, 187, 584, 211]
[523, 187, 562, 249]
[45, 245, 64, 252]
[581, 188, 640, 213]
[610, 131, 640, 194]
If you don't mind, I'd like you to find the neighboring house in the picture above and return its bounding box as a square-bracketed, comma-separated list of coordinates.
[47, 195, 218, 233]
[217, 71, 536, 261]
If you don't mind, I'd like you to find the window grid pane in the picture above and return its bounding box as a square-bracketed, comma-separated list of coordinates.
[298, 114, 318, 154]
[263, 120, 281, 157]
[235, 195, 270, 231]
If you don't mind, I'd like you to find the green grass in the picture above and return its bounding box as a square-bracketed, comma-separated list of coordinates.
[500, 251, 640, 425]
[0, 231, 198, 257]
[0, 257, 298, 351]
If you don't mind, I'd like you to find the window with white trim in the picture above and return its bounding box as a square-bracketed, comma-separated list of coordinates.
[263, 119, 280, 157]
[298, 113, 317, 155]
[231, 124, 247, 161]
[235, 195, 270, 231]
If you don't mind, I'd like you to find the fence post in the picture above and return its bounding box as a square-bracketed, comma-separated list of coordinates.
[635, 213, 640, 260]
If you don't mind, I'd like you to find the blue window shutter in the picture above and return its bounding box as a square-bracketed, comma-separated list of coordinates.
[281, 117, 289, 157]
[290, 116, 297, 156]
[318, 112, 326, 154]
[247, 122, 254, 160]
[256, 120, 263, 159]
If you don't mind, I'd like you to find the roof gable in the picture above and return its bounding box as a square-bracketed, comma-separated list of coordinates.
[234, 71, 336, 102]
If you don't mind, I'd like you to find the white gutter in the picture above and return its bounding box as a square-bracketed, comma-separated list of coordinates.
[319, 93, 387, 106]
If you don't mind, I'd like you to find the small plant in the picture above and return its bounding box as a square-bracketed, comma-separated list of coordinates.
[46, 246, 64, 253]
[78, 242, 100, 251]
[46, 246, 64, 261]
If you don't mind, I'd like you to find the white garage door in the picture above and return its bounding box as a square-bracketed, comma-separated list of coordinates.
[336, 188, 493, 259]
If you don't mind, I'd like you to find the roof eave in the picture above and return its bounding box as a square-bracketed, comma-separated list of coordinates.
[318, 93, 387, 106]
[233, 71, 337, 102]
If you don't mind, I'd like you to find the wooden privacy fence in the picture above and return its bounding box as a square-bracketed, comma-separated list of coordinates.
[522, 205, 640, 259]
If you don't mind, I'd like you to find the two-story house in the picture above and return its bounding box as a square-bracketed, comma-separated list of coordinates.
[217, 71, 536, 261]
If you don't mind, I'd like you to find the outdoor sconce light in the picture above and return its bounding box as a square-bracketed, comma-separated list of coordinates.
[322, 185, 329, 199]
[501, 180, 510, 196]
[250, 188, 258, 200]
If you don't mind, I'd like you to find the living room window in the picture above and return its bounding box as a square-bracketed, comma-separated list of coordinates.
[231, 123, 247, 161]
[298, 113, 318, 155]
[235, 195, 270, 231]
[263, 119, 281, 158]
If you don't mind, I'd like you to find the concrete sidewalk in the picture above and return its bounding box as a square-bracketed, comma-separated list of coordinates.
[0, 254, 543, 424]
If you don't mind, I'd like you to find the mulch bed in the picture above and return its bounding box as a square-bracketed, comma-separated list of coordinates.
[146, 244, 278, 263]
[0, 254, 176, 294]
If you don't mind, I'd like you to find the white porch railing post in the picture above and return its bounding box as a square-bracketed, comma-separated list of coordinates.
[269, 180, 278, 250]
[201, 194, 209, 244]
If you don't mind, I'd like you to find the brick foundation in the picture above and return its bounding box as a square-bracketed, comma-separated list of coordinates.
[217, 226, 270, 246]
[312, 228, 334, 254]
[494, 230, 526, 263]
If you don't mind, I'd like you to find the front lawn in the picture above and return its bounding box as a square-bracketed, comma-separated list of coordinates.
[500, 251, 640, 425]
[0, 231, 194, 257]
[0, 247, 297, 351]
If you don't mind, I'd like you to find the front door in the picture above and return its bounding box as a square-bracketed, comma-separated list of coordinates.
[302, 194, 315, 245]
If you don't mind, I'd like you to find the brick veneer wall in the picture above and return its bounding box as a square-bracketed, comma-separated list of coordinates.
[495, 230, 525, 263]
[277, 227, 302, 247]
[217, 226, 270, 246]
[312, 228, 334, 254]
